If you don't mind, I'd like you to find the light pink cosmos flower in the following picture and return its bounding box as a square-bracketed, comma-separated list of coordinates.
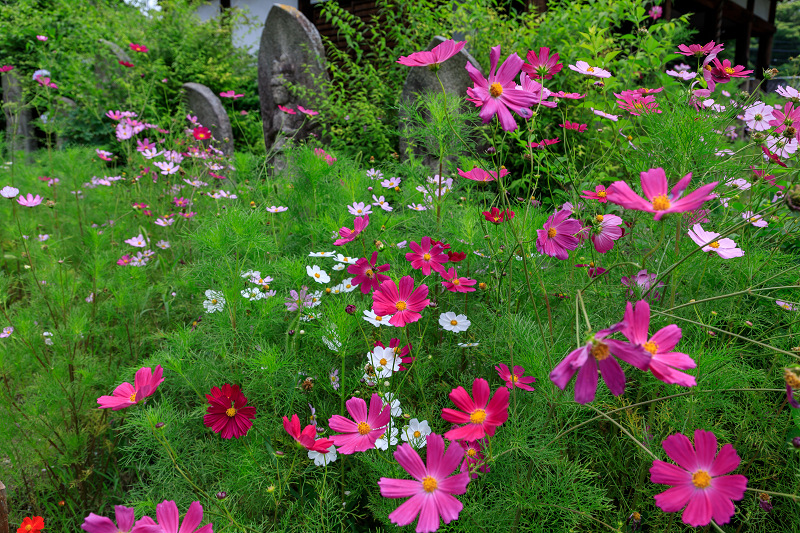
[569, 60, 611, 78]
[765, 135, 798, 159]
[442, 378, 509, 441]
[666, 69, 697, 81]
[591, 213, 624, 253]
[266, 206, 288, 213]
[17, 193, 43, 207]
[741, 211, 768, 228]
[329, 393, 391, 454]
[776, 300, 797, 311]
[347, 201, 372, 216]
[495, 363, 535, 391]
[607, 168, 718, 221]
[650, 430, 747, 527]
[536, 209, 582, 260]
[439, 267, 476, 293]
[378, 433, 470, 533]
[372, 276, 430, 327]
[348, 251, 391, 294]
[622, 269, 665, 302]
[521, 47, 562, 80]
[125, 234, 148, 248]
[649, 5, 663, 19]
[36, 35, 48, 41]
[776, 85, 800, 101]
[1, 326, 13, 338]
[622, 300, 697, 387]
[405, 236, 448, 275]
[550, 323, 650, 404]
[154, 161, 179, 175]
[591, 108, 620, 121]
[396, 39, 466, 67]
[334, 215, 369, 246]
[465, 45, 537, 131]
[743, 102, 774, 131]
[141, 500, 212, 533]
[372, 194, 392, 211]
[1, 186, 18, 199]
[96, 149, 114, 161]
[688, 224, 744, 258]
[456, 167, 508, 182]
[381, 177, 402, 188]
[516, 73, 557, 107]
[297, 105, 319, 116]
[97, 366, 164, 410]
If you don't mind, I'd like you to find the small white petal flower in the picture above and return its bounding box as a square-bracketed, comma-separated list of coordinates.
[439, 312, 471, 333]
[400, 418, 432, 448]
[308, 445, 337, 466]
[203, 290, 225, 313]
[306, 265, 330, 284]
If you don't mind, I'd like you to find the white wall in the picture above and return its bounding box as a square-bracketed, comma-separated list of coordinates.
[194, 0, 300, 55]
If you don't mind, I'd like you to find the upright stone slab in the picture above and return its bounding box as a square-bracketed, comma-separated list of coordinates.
[95, 39, 133, 99]
[53, 96, 77, 150]
[182, 82, 234, 156]
[2, 71, 37, 156]
[257, 4, 328, 152]
[398, 36, 482, 166]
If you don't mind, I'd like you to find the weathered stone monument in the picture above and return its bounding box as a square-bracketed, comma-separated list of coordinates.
[182, 82, 234, 156]
[257, 4, 328, 153]
[2, 71, 37, 156]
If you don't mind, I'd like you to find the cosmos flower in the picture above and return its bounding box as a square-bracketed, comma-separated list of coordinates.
[521, 47, 562, 80]
[495, 363, 535, 391]
[439, 267, 476, 293]
[442, 378, 509, 441]
[581, 184, 608, 203]
[348, 252, 391, 294]
[457, 167, 508, 182]
[687, 224, 744, 258]
[97, 366, 164, 410]
[329, 393, 391, 454]
[372, 276, 430, 327]
[591, 213, 624, 253]
[569, 61, 611, 78]
[536, 209, 581, 260]
[405, 236, 448, 275]
[203, 384, 256, 439]
[334, 215, 369, 246]
[397, 39, 466, 67]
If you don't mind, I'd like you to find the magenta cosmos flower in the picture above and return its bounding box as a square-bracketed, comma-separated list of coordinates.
[457, 166, 508, 182]
[622, 300, 697, 387]
[768, 102, 800, 137]
[607, 167, 718, 221]
[397, 39, 466, 67]
[378, 433, 470, 533]
[650, 430, 747, 527]
[440, 267, 476, 293]
[283, 413, 334, 453]
[372, 276, 430, 327]
[521, 47, 562, 80]
[591, 213, 624, 253]
[143, 500, 213, 533]
[495, 364, 535, 391]
[442, 378, 509, 441]
[348, 251, 390, 293]
[81, 505, 143, 533]
[687, 224, 744, 259]
[465, 45, 537, 131]
[677, 41, 723, 58]
[406, 236, 448, 275]
[17, 193, 43, 207]
[97, 365, 164, 410]
[550, 323, 650, 404]
[704, 58, 753, 86]
[536, 209, 582, 260]
[203, 384, 256, 439]
[581, 184, 608, 203]
[329, 393, 391, 454]
[334, 214, 369, 246]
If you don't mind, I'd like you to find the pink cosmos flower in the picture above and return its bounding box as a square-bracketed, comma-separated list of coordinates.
[36, 35, 48, 41]
[460, 440, 489, 479]
[591, 108, 620, 121]
[649, 5, 663, 19]
[348, 251, 391, 294]
[559, 121, 587, 132]
[521, 47, 562, 80]
[569, 61, 611, 78]
[0, 65, 14, 73]
[622, 269, 665, 302]
[81, 505, 147, 533]
[36, 76, 58, 89]
[457, 167, 508, 182]
[129, 43, 148, 53]
[705, 58, 753, 86]
[536, 209, 582, 260]
[203, 384, 256, 439]
[517, 73, 557, 107]
[550, 323, 651, 404]
[117, 255, 131, 266]
[581, 184, 608, 203]
[440, 267, 476, 293]
[405, 236, 448, 275]
[219, 90, 244, 99]
[591, 213, 624, 253]
[615, 92, 661, 115]
[606, 167, 718, 221]
[465, 45, 537, 131]
[334, 215, 369, 246]
[741, 211, 768, 228]
[688, 224, 744, 258]
[529, 137, 560, 148]
[768, 101, 800, 137]
[17, 193, 43, 207]
[743, 102, 774, 131]
[495, 364, 535, 391]
[622, 300, 697, 387]
[378, 433, 470, 533]
[278, 105, 296, 114]
[297, 105, 319, 116]
[124, 234, 147, 247]
[144, 500, 213, 533]
[553, 91, 586, 99]
[283, 414, 334, 453]
[285, 286, 312, 311]
[372, 276, 430, 327]
[96, 149, 114, 161]
[650, 430, 747, 527]
[329, 393, 391, 454]
[677, 41, 724, 58]
[441, 377, 509, 441]
[97, 365, 164, 410]
[397, 39, 466, 67]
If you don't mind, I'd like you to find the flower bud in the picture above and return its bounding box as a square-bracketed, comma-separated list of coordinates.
[155, 422, 165, 429]
[216, 491, 228, 500]
[763, 67, 778, 80]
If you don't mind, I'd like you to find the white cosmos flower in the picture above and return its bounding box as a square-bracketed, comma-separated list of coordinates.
[334, 254, 358, 264]
[203, 290, 225, 313]
[309, 251, 335, 258]
[1, 186, 19, 199]
[341, 278, 357, 292]
[329, 284, 344, 295]
[457, 342, 480, 348]
[363, 309, 393, 327]
[439, 312, 471, 332]
[332, 263, 345, 271]
[308, 290, 324, 308]
[374, 426, 399, 450]
[380, 392, 403, 417]
[400, 418, 432, 448]
[308, 445, 337, 466]
[241, 287, 264, 301]
[368, 346, 400, 378]
[306, 265, 330, 284]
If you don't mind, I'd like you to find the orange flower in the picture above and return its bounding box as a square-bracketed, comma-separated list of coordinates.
[18, 517, 44, 533]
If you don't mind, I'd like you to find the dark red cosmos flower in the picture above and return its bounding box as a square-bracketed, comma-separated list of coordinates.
[348, 251, 391, 294]
[483, 207, 514, 224]
[283, 414, 334, 452]
[193, 126, 212, 141]
[209, 171, 226, 180]
[446, 251, 466, 262]
[529, 138, 560, 148]
[761, 145, 788, 167]
[129, 43, 149, 53]
[119, 60, 134, 68]
[204, 384, 256, 439]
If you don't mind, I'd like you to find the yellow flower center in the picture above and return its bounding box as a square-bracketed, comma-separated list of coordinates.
[596, 214, 604, 222]
[375, 315, 383, 321]
[396, 301, 407, 311]
[423, 253, 431, 261]
[547, 227, 557, 238]
[467, 448, 477, 457]
[591, 341, 610, 361]
[587, 66, 595, 72]
[511, 375, 518, 382]
[226, 407, 237, 417]
[365, 269, 374, 278]
[129, 392, 137, 403]
[631, 512, 641, 520]
[357, 421, 371, 435]
[453, 279, 460, 285]
[724, 67, 735, 75]
[346, 284, 352, 288]
[598, 189, 607, 197]
[470, 409, 487, 424]
[422, 475, 438, 492]
[489, 82, 503, 97]
[413, 430, 421, 438]
[357, 209, 362, 213]
[315, 273, 320, 278]
[651, 195, 671, 211]
[692, 470, 712, 489]
[450, 320, 458, 326]
[627, 135, 633, 141]
[379, 358, 388, 366]
[709, 241, 720, 249]
[643, 341, 658, 354]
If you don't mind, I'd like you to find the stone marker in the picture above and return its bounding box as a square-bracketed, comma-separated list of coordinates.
[182, 82, 234, 156]
[2, 71, 37, 157]
[398, 36, 483, 167]
[94, 39, 134, 98]
[257, 4, 328, 153]
[54, 96, 77, 150]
